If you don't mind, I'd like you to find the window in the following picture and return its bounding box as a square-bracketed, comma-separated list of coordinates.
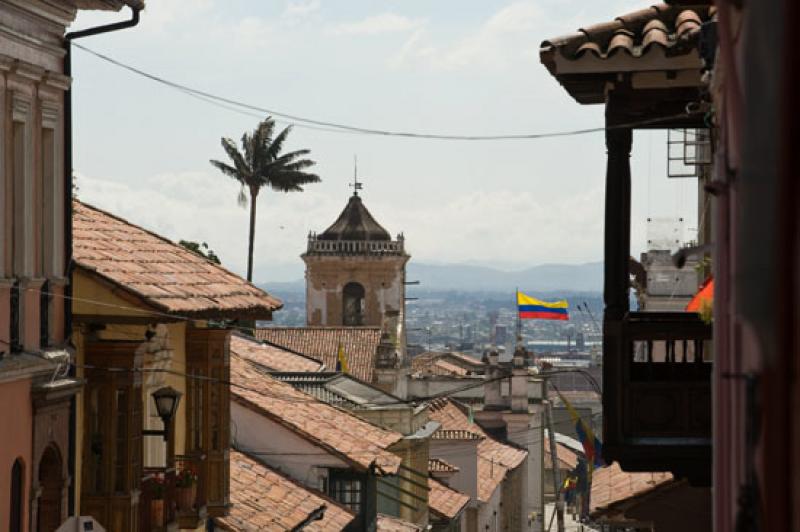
[343, 282, 365, 326]
[40, 280, 50, 348]
[327, 470, 364, 514]
[40, 127, 55, 277]
[10, 458, 24, 532]
[114, 389, 129, 493]
[186, 327, 231, 515]
[12, 120, 28, 276]
[10, 280, 20, 352]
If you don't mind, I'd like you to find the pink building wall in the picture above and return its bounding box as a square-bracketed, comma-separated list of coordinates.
[0, 378, 33, 531]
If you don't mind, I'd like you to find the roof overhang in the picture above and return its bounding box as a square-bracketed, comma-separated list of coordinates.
[73, 0, 145, 11]
[75, 264, 276, 322]
[539, 4, 712, 105]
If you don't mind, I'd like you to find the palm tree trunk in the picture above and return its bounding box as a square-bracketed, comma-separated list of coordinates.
[247, 187, 258, 282]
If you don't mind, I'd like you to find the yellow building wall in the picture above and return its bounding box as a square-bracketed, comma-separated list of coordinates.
[73, 271, 190, 517]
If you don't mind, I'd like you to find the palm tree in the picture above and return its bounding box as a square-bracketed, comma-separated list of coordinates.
[210, 117, 319, 281]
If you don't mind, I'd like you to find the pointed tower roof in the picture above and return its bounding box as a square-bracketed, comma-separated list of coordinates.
[318, 194, 391, 241]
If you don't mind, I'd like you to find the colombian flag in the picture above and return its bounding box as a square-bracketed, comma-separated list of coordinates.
[517, 291, 569, 320]
[557, 390, 605, 471]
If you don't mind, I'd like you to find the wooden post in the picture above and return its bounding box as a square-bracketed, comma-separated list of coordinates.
[602, 94, 632, 463]
[603, 103, 633, 321]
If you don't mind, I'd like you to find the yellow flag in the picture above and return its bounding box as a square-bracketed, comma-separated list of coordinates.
[337, 342, 349, 373]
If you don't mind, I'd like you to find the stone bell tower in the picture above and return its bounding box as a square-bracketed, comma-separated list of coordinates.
[302, 188, 409, 344]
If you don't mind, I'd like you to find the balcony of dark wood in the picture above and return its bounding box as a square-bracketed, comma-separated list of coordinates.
[140, 468, 178, 532]
[603, 311, 712, 485]
[175, 453, 209, 529]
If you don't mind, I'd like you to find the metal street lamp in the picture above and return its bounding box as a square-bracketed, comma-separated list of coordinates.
[144, 386, 182, 441]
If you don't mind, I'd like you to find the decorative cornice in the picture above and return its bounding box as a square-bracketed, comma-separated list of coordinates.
[11, 60, 47, 82]
[19, 277, 48, 289]
[42, 71, 70, 91]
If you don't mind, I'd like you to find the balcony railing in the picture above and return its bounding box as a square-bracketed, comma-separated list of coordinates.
[604, 311, 712, 484]
[175, 454, 208, 529]
[305, 236, 405, 256]
[140, 468, 176, 532]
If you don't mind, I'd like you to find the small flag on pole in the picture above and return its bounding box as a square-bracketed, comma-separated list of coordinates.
[557, 390, 604, 471]
[336, 342, 349, 373]
[517, 291, 569, 321]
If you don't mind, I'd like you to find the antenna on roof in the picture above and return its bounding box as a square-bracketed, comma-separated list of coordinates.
[350, 155, 363, 196]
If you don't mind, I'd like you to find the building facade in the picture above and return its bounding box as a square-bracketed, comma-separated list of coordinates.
[303, 191, 409, 338]
[0, 2, 139, 530]
[71, 201, 282, 531]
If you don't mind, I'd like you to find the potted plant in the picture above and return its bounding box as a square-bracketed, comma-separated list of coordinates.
[151, 476, 166, 526]
[176, 467, 198, 511]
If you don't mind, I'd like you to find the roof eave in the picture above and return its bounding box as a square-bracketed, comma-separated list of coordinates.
[231, 392, 402, 475]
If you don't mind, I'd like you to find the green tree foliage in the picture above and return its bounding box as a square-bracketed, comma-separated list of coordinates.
[179, 240, 221, 264]
[210, 116, 319, 281]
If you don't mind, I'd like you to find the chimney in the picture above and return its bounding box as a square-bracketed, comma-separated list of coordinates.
[484, 350, 503, 408]
[511, 347, 529, 413]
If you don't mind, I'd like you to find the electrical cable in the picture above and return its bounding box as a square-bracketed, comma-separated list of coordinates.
[73, 42, 702, 141]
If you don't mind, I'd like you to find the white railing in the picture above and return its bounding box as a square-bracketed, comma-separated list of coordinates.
[306, 237, 405, 255]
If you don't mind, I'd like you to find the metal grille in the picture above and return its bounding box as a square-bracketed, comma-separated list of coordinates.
[667, 128, 712, 178]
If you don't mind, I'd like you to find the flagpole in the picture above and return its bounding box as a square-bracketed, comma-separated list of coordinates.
[545, 378, 566, 532]
[515, 287, 522, 347]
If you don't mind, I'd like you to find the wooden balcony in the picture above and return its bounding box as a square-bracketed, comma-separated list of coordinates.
[603, 312, 712, 485]
[175, 454, 209, 529]
[140, 468, 177, 532]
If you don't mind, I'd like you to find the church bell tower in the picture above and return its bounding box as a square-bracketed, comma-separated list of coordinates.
[302, 186, 409, 341]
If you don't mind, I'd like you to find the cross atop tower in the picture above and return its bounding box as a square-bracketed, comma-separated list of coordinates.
[350, 155, 363, 196]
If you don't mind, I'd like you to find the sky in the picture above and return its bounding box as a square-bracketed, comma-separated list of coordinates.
[72, 0, 700, 284]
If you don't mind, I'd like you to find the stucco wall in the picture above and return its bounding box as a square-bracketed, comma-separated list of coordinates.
[231, 402, 346, 489]
[429, 439, 478, 502]
[73, 272, 191, 514]
[478, 482, 502, 532]
[0, 378, 32, 531]
[304, 255, 407, 327]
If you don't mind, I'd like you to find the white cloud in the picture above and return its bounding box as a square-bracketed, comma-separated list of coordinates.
[74, 170, 605, 284]
[231, 16, 274, 48]
[283, 0, 321, 19]
[392, 1, 543, 71]
[331, 13, 425, 36]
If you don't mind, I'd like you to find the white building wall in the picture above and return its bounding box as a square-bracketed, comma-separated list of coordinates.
[429, 439, 478, 502]
[231, 402, 347, 490]
[478, 485, 502, 532]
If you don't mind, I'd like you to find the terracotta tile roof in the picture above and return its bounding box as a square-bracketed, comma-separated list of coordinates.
[411, 351, 484, 377]
[230, 332, 322, 373]
[256, 327, 382, 381]
[540, 4, 714, 103]
[551, 390, 601, 405]
[428, 399, 527, 502]
[590, 462, 674, 514]
[444, 351, 485, 369]
[428, 478, 470, 521]
[428, 458, 459, 473]
[215, 450, 355, 532]
[230, 353, 403, 474]
[544, 442, 579, 471]
[541, 4, 712, 62]
[377, 514, 423, 532]
[72, 201, 282, 319]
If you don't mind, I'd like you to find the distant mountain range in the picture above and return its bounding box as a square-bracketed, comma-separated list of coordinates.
[406, 261, 603, 293]
[261, 261, 603, 295]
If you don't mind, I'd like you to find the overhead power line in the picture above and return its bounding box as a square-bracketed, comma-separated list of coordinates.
[72, 43, 699, 141]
